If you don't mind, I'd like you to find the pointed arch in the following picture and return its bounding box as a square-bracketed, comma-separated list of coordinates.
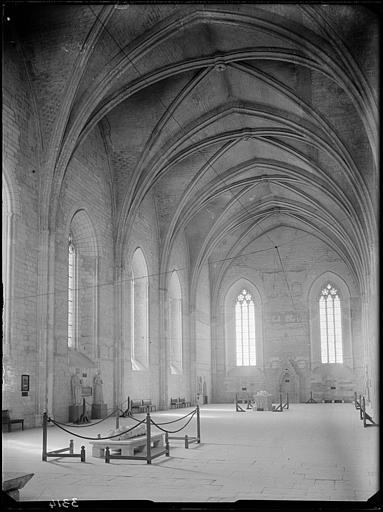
[235, 288, 256, 366]
[168, 271, 183, 374]
[131, 247, 149, 370]
[224, 278, 264, 371]
[319, 283, 343, 364]
[68, 209, 98, 257]
[67, 210, 99, 357]
[308, 272, 353, 370]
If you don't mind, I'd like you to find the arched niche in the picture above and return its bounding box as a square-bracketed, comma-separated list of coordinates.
[67, 209, 98, 359]
[278, 359, 301, 403]
[130, 247, 149, 370]
[168, 270, 183, 375]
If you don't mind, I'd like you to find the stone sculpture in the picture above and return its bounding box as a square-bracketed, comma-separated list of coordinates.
[71, 369, 82, 406]
[93, 371, 104, 404]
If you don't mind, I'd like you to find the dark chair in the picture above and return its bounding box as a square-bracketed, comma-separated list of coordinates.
[170, 398, 179, 409]
[2, 410, 24, 432]
[142, 399, 156, 412]
[130, 400, 144, 413]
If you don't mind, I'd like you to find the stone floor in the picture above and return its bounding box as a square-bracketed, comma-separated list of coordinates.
[2, 403, 379, 504]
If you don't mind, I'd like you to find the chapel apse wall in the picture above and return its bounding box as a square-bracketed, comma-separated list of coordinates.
[211, 227, 361, 404]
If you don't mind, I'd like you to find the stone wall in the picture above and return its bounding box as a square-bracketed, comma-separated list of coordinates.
[2, 4, 378, 427]
[195, 264, 212, 402]
[166, 231, 191, 406]
[2, 42, 40, 428]
[53, 126, 114, 421]
[121, 191, 161, 409]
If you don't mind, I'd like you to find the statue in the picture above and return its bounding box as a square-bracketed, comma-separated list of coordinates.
[71, 369, 82, 406]
[93, 370, 104, 405]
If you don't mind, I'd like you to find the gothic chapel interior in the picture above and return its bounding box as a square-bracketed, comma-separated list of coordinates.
[2, 3, 379, 432]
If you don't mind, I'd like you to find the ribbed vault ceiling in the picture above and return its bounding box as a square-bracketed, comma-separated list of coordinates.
[12, 3, 378, 294]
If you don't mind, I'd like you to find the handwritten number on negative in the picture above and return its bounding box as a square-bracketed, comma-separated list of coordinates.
[49, 499, 78, 508]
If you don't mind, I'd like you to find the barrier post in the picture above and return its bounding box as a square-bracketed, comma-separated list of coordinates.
[69, 439, 74, 454]
[196, 405, 201, 443]
[42, 412, 47, 461]
[280, 393, 283, 412]
[185, 434, 189, 449]
[362, 397, 366, 428]
[286, 392, 289, 409]
[306, 391, 316, 403]
[165, 432, 170, 456]
[359, 395, 363, 420]
[80, 445, 86, 462]
[354, 392, 357, 408]
[146, 412, 152, 464]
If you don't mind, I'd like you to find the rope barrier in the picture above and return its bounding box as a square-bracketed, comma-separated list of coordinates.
[50, 396, 131, 428]
[122, 413, 144, 423]
[48, 416, 146, 440]
[109, 396, 130, 414]
[150, 410, 197, 434]
[44, 404, 200, 462]
[165, 405, 201, 448]
[51, 407, 121, 428]
[151, 409, 196, 425]
[42, 413, 86, 462]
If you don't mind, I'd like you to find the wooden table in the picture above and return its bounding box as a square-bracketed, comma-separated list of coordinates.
[2, 472, 34, 500]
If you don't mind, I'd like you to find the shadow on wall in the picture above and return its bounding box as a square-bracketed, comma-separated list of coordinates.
[223, 367, 266, 401]
[310, 364, 354, 402]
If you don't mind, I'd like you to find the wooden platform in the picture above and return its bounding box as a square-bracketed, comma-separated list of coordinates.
[90, 433, 164, 458]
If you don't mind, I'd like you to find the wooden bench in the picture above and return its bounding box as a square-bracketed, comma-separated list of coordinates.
[170, 397, 180, 408]
[2, 410, 24, 432]
[178, 397, 191, 407]
[130, 399, 146, 413]
[90, 433, 164, 458]
[170, 397, 191, 408]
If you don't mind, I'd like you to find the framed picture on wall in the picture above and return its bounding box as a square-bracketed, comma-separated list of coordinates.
[21, 374, 30, 392]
